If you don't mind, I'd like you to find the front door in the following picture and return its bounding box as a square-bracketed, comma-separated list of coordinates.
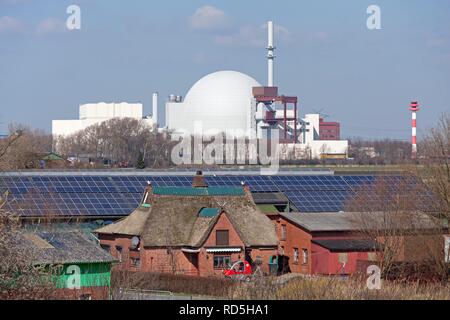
[188, 253, 199, 276]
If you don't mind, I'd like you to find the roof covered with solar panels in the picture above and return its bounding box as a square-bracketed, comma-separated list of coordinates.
[0, 170, 428, 218]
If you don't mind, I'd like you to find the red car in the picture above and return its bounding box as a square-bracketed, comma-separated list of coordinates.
[223, 260, 253, 282]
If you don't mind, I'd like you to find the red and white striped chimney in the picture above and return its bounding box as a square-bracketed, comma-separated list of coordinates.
[409, 101, 420, 159]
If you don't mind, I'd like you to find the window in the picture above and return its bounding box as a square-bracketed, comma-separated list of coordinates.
[302, 249, 309, 265]
[338, 253, 348, 264]
[100, 244, 110, 253]
[116, 246, 123, 262]
[130, 257, 141, 269]
[213, 255, 231, 269]
[216, 230, 229, 246]
[232, 261, 245, 271]
[281, 225, 287, 241]
[293, 248, 299, 264]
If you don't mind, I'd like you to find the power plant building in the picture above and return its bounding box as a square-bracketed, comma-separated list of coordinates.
[51, 20, 348, 160]
[165, 21, 348, 159]
[166, 71, 260, 136]
[52, 102, 156, 138]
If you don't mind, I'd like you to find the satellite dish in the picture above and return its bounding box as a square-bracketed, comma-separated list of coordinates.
[131, 236, 140, 249]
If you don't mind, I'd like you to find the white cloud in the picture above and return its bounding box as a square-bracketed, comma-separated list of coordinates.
[0, 16, 23, 34]
[214, 23, 291, 48]
[189, 5, 229, 31]
[35, 18, 66, 35]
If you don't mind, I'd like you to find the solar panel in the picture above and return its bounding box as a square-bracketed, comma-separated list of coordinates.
[271, 175, 349, 191]
[205, 175, 278, 192]
[285, 190, 352, 212]
[0, 173, 427, 216]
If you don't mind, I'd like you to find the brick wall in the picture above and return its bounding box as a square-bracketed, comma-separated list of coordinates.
[99, 212, 277, 277]
[56, 286, 110, 300]
[276, 216, 312, 274]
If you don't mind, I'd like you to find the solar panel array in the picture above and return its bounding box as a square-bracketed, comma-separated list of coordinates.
[0, 174, 421, 216]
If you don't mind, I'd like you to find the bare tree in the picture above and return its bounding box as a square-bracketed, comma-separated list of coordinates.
[415, 113, 450, 221]
[55, 118, 175, 168]
[0, 125, 52, 170]
[346, 176, 447, 280]
[348, 137, 411, 165]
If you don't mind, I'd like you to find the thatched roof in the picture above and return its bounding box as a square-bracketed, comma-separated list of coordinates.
[96, 207, 150, 236]
[96, 186, 278, 248]
[16, 230, 115, 265]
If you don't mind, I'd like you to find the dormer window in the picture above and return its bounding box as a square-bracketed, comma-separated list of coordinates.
[199, 207, 220, 218]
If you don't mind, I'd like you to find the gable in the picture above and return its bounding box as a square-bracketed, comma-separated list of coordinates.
[201, 213, 244, 248]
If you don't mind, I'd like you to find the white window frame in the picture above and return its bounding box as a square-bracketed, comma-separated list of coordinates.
[281, 225, 287, 240]
[293, 248, 299, 264]
[302, 248, 309, 265]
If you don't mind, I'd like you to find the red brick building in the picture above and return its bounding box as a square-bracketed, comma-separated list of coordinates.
[96, 174, 278, 277]
[274, 212, 380, 275]
[319, 118, 340, 140]
[273, 211, 447, 276]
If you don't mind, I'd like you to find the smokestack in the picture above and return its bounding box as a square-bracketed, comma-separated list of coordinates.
[409, 101, 420, 160]
[152, 92, 158, 126]
[267, 21, 275, 87]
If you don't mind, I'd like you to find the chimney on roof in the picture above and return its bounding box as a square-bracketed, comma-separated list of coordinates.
[141, 184, 152, 205]
[192, 170, 208, 188]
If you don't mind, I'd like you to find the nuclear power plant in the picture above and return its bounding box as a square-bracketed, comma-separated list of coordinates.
[52, 21, 348, 159]
[165, 21, 348, 159]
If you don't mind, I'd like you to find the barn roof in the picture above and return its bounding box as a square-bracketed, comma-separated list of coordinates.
[312, 239, 380, 252]
[280, 211, 441, 232]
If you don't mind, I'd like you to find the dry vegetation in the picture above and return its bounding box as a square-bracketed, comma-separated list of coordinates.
[0, 193, 59, 299]
[274, 276, 450, 300]
[110, 271, 450, 300]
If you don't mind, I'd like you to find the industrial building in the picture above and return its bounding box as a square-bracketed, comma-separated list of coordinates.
[319, 118, 341, 140]
[50, 20, 348, 160]
[165, 21, 348, 159]
[52, 102, 156, 138]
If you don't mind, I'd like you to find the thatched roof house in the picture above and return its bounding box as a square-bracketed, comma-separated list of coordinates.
[96, 185, 278, 248]
[95, 173, 279, 276]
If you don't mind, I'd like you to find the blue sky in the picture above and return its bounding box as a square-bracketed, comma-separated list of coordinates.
[0, 0, 449, 139]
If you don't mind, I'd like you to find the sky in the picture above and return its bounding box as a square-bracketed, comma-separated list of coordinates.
[0, 0, 449, 140]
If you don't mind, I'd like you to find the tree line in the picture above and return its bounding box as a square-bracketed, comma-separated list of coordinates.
[54, 118, 176, 168]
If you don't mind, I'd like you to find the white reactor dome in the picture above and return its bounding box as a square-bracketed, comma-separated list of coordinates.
[178, 70, 261, 135]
